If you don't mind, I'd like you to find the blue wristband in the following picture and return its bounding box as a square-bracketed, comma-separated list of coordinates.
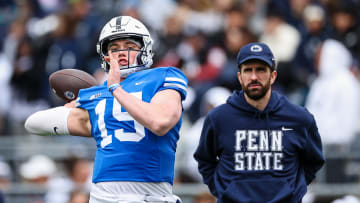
[108, 83, 121, 93]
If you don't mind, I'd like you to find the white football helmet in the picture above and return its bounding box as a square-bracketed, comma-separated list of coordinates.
[96, 16, 154, 77]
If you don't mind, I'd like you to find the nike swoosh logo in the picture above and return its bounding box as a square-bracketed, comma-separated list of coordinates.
[54, 127, 59, 134]
[281, 126, 293, 131]
[135, 81, 145, 85]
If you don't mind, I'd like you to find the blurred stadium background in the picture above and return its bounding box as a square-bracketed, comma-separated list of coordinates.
[1, 0, 360, 202]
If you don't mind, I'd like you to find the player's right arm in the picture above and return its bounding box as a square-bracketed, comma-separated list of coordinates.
[67, 105, 92, 137]
[24, 101, 91, 137]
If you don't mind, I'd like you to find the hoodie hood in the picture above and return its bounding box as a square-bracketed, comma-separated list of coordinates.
[227, 90, 283, 116]
[318, 39, 352, 78]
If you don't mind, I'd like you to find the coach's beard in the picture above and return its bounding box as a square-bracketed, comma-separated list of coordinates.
[244, 80, 271, 101]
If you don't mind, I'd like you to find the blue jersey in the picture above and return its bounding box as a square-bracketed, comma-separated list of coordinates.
[76, 67, 188, 184]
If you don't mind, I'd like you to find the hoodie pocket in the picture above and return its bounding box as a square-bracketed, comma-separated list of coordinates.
[220, 179, 295, 203]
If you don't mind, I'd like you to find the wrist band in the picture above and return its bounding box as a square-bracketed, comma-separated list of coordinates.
[108, 83, 121, 93]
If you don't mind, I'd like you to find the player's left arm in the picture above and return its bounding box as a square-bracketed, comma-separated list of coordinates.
[112, 87, 182, 136]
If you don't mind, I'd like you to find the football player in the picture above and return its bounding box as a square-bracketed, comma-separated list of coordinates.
[25, 16, 187, 203]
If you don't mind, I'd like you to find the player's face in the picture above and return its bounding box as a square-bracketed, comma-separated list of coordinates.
[105, 39, 141, 67]
[238, 61, 277, 100]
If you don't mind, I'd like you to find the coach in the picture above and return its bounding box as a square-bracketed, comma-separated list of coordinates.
[194, 42, 324, 203]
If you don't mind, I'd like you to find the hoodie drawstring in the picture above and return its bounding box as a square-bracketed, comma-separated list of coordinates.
[253, 111, 272, 149]
[253, 110, 262, 120]
[265, 112, 271, 138]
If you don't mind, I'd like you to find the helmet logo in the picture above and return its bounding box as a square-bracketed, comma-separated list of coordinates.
[250, 45, 263, 52]
[115, 16, 126, 32]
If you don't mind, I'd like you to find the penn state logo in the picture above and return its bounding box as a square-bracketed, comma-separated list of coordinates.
[234, 130, 284, 171]
[250, 45, 263, 52]
[64, 91, 75, 100]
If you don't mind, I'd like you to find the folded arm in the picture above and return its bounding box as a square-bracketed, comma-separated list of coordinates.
[193, 116, 219, 196]
[301, 118, 325, 184]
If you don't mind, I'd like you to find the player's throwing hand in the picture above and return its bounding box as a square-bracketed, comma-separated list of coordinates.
[107, 49, 121, 88]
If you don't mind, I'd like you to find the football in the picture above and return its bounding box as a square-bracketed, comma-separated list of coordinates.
[49, 69, 98, 102]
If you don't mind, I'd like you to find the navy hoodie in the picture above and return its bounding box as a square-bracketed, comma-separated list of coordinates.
[194, 90, 324, 203]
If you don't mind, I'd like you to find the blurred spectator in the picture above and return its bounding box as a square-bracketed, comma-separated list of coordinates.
[43, 11, 86, 73]
[0, 1, 17, 46]
[67, 189, 89, 203]
[35, 10, 92, 106]
[288, 0, 312, 31]
[178, 31, 207, 80]
[0, 158, 12, 190]
[291, 4, 330, 104]
[66, 0, 102, 73]
[224, 6, 247, 30]
[36, 0, 63, 15]
[242, 0, 267, 35]
[217, 26, 257, 91]
[19, 154, 56, 185]
[190, 47, 227, 84]
[293, 4, 329, 78]
[178, 0, 225, 35]
[154, 11, 186, 66]
[138, 0, 177, 33]
[260, 9, 301, 64]
[171, 30, 209, 122]
[260, 7, 301, 95]
[267, 0, 311, 33]
[329, 1, 360, 68]
[303, 4, 328, 37]
[2, 14, 50, 136]
[176, 86, 231, 183]
[185, 24, 257, 122]
[8, 36, 50, 135]
[3, 18, 27, 67]
[306, 39, 360, 182]
[306, 39, 360, 147]
[45, 157, 92, 203]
